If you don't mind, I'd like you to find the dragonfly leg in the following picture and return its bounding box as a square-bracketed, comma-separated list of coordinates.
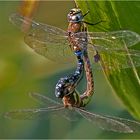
[83, 20, 104, 26]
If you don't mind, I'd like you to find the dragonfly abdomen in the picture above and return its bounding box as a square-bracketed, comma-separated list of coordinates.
[55, 50, 84, 100]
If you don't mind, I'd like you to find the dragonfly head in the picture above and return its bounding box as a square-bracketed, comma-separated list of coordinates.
[55, 77, 74, 99]
[67, 8, 83, 23]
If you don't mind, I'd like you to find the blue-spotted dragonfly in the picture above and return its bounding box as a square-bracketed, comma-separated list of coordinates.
[5, 92, 140, 133]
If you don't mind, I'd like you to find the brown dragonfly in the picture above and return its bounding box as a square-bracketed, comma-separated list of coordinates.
[9, 12, 140, 68]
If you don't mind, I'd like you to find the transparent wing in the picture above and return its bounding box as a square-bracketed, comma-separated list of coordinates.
[29, 92, 61, 106]
[88, 30, 140, 48]
[5, 106, 80, 121]
[4, 106, 64, 120]
[89, 48, 140, 69]
[72, 30, 140, 69]
[73, 30, 140, 50]
[105, 115, 140, 133]
[9, 13, 75, 62]
[76, 108, 137, 133]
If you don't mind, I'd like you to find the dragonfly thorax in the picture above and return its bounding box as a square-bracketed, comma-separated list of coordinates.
[67, 8, 83, 23]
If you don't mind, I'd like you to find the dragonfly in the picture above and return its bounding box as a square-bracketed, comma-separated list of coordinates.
[7, 8, 140, 133]
[5, 92, 140, 133]
[9, 12, 140, 69]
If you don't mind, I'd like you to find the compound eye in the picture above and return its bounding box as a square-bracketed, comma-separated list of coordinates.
[72, 14, 82, 22]
[67, 11, 83, 23]
[72, 15, 78, 21]
[76, 14, 81, 21]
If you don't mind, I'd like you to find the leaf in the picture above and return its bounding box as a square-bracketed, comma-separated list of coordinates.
[75, 1, 140, 119]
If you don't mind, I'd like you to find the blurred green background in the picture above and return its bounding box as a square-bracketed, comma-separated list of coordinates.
[0, 1, 140, 139]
